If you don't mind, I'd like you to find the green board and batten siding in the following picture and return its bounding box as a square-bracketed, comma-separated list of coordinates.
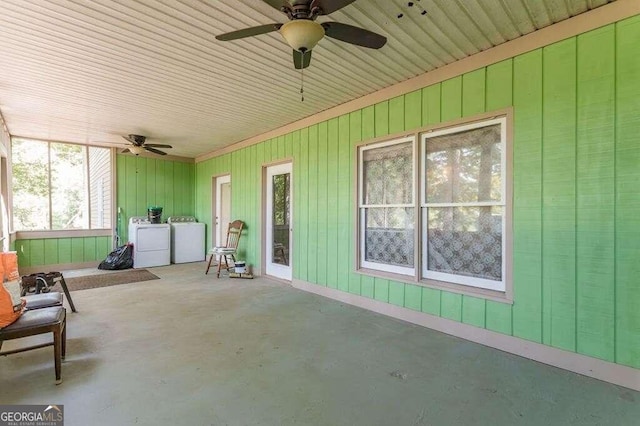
[195, 17, 640, 370]
[15, 236, 111, 268]
[116, 155, 195, 244]
[16, 155, 195, 268]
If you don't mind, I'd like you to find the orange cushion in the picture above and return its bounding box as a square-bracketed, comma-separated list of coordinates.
[0, 252, 24, 328]
[2, 251, 20, 281]
[0, 280, 24, 328]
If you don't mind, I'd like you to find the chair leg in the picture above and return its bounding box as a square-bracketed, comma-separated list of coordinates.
[59, 277, 77, 313]
[53, 324, 62, 384]
[59, 277, 76, 313]
[205, 254, 214, 275]
[61, 319, 67, 360]
[216, 255, 224, 278]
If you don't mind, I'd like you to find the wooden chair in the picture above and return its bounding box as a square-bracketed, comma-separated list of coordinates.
[0, 306, 67, 384]
[205, 220, 244, 277]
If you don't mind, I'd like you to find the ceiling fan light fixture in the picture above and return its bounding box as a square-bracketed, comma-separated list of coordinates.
[280, 20, 325, 52]
[129, 146, 145, 155]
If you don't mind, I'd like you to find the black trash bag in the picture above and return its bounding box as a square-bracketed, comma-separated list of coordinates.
[98, 244, 134, 270]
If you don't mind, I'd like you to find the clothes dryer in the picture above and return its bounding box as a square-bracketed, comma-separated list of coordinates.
[167, 216, 205, 264]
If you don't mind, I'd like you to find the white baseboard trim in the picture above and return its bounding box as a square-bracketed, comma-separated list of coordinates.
[21, 261, 100, 275]
[292, 279, 640, 392]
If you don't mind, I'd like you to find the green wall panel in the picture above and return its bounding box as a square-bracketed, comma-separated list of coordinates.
[307, 125, 319, 284]
[17, 239, 30, 268]
[337, 115, 350, 293]
[83, 238, 96, 262]
[326, 119, 339, 290]
[192, 18, 640, 371]
[405, 284, 422, 311]
[296, 128, 309, 281]
[389, 96, 405, 134]
[389, 281, 405, 307]
[348, 111, 362, 296]
[462, 68, 486, 116]
[615, 15, 640, 369]
[421, 288, 441, 316]
[542, 38, 577, 351]
[374, 277, 389, 303]
[29, 240, 45, 267]
[316, 122, 329, 287]
[374, 101, 389, 137]
[422, 83, 441, 126]
[404, 90, 422, 131]
[511, 49, 543, 343]
[486, 301, 512, 335]
[441, 292, 462, 322]
[462, 296, 486, 328]
[576, 26, 616, 362]
[441, 76, 462, 122]
[44, 239, 58, 266]
[57, 238, 72, 264]
[486, 59, 513, 110]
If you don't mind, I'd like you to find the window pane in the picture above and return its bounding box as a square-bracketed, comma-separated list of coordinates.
[363, 142, 412, 205]
[51, 144, 86, 230]
[426, 206, 502, 281]
[426, 124, 501, 203]
[89, 147, 112, 229]
[364, 207, 414, 267]
[11, 139, 50, 230]
[272, 173, 290, 266]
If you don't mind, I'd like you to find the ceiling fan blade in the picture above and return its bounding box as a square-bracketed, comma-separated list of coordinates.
[144, 144, 173, 148]
[144, 146, 168, 156]
[293, 50, 312, 69]
[311, 0, 356, 15]
[216, 24, 282, 41]
[322, 22, 387, 49]
[261, 0, 292, 12]
[122, 134, 146, 146]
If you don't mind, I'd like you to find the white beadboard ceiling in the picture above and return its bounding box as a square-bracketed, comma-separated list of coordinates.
[0, 0, 613, 158]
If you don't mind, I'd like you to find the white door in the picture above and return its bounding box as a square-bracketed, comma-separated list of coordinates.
[265, 163, 292, 280]
[214, 175, 231, 248]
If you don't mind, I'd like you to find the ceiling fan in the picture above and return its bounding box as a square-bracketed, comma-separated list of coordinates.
[121, 134, 173, 156]
[215, 0, 387, 70]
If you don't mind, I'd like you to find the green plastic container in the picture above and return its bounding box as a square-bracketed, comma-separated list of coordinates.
[147, 206, 163, 223]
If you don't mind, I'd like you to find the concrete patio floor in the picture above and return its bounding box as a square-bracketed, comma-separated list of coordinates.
[1, 263, 638, 425]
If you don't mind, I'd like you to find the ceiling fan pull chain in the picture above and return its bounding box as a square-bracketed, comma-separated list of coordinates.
[300, 58, 305, 102]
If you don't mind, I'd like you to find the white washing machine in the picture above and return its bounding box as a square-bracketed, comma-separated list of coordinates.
[128, 217, 171, 268]
[168, 216, 205, 264]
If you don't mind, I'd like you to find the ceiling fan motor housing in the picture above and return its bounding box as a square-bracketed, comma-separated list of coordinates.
[280, 20, 325, 52]
[128, 134, 146, 145]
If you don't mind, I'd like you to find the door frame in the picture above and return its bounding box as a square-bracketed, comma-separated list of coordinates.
[262, 159, 293, 281]
[211, 173, 231, 249]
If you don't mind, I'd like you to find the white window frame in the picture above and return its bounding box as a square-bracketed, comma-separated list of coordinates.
[10, 138, 113, 232]
[420, 117, 507, 292]
[358, 136, 416, 276]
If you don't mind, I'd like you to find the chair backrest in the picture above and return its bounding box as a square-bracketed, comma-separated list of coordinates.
[225, 220, 244, 250]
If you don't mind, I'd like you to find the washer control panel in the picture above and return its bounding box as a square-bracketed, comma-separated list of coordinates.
[167, 216, 197, 224]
